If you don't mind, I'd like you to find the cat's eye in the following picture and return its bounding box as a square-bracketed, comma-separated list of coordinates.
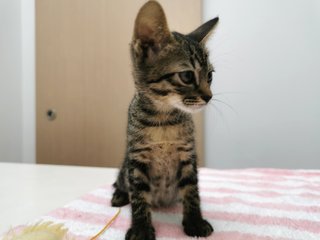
[178, 71, 195, 84]
[208, 71, 213, 84]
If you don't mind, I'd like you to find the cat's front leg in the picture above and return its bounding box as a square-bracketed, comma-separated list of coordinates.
[178, 165, 213, 237]
[126, 160, 155, 240]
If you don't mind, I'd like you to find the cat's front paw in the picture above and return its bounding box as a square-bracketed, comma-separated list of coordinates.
[125, 225, 155, 240]
[183, 218, 213, 237]
[111, 188, 130, 207]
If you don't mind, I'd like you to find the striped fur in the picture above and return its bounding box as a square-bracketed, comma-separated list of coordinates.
[111, 1, 218, 239]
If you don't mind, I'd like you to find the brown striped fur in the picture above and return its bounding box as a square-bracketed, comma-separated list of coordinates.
[111, 1, 219, 239]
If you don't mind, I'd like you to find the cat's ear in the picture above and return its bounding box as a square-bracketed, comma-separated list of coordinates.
[133, 0, 171, 51]
[188, 17, 219, 44]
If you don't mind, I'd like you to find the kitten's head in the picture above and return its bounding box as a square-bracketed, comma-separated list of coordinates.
[131, 1, 218, 113]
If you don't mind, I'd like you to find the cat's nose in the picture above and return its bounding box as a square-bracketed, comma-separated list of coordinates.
[201, 95, 212, 103]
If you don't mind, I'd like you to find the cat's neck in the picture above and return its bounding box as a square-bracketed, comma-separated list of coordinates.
[134, 92, 189, 117]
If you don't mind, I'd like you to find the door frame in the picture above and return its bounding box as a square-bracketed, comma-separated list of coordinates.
[22, 0, 36, 163]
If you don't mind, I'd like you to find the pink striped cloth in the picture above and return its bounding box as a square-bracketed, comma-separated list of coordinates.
[21, 168, 320, 239]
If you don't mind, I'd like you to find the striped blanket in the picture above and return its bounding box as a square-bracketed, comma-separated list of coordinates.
[14, 168, 320, 239]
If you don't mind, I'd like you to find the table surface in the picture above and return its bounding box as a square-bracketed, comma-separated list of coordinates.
[0, 162, 118, 234]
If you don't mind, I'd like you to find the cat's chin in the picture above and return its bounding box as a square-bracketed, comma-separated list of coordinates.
[173, 102, 206, 114]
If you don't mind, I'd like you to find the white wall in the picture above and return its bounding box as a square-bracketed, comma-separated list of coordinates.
[0, 0, 23, 163]
[204, 0, 320, 169]
[0, 0, 35, 163]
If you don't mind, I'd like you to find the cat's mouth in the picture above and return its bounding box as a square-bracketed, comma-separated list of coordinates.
[184, 98, 207, 108]
[172, 100, 207, 113]
[184, 103, 206, 112]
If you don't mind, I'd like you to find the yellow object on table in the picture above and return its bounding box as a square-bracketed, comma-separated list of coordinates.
[2, 208, 121, 240]
[2, 222, 73, 240]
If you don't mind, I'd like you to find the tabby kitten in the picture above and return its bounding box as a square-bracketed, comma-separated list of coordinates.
[111, 1, 218, 239]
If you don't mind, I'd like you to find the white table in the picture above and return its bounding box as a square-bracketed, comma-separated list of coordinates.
[0, 163, 118, 234]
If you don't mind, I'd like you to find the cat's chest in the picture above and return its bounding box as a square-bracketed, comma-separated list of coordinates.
[147, 143, 184, 207]
[139, 126, 193, 206]
[144, 125, 186, 143]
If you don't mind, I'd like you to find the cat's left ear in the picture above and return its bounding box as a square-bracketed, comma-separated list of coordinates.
[188, 17, 219, 44]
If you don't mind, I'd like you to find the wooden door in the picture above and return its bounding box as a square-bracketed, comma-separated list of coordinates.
[36, 0, 203, 167]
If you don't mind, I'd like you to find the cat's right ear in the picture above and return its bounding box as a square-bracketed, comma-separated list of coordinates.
[133, 1, 171, 56]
